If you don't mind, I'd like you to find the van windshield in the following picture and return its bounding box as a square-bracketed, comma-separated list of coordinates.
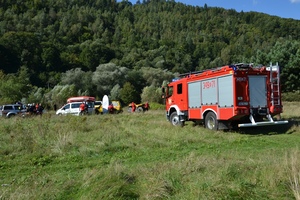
[87, 102, 94, 108]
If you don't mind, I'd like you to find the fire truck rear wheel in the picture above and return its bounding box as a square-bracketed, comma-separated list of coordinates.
[170, 112, 184, 127]
[205, 112, 218, 130]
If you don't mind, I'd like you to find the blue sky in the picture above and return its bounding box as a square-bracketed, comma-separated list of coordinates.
[177, 0, 300, 20]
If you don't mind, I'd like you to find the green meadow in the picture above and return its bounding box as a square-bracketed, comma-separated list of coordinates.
[1, 102, 300, 199]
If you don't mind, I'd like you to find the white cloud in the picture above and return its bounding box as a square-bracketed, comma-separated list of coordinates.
[290, 0, 300, 3]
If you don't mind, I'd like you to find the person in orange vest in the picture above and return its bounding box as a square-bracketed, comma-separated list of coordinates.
[131, 102, 136, 112]
[108, 103, 114, 114]
[80, 102, 86, 115]
[144, 101, 149, 111]
[35, 103, 39, 112]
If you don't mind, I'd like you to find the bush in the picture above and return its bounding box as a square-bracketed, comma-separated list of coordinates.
[141, 86, 163, 104]
[147, 102, 165, 110]
[282, 91, 300, 102]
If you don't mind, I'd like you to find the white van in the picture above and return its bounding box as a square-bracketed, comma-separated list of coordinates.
[56, 102, 82, 116]
[56, 101, 95, 116]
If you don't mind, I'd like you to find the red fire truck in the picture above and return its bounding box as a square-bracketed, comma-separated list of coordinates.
[163, 63, 288, 130]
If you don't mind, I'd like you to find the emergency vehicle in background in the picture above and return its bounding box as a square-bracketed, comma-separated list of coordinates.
[56, 96, 95, 116]
[162, 62, 288, 130]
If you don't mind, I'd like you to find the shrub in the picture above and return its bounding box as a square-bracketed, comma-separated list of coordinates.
[282, 91, 300, 102]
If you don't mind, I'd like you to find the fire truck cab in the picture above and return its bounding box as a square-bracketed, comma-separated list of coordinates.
[163, 63, 288, 130]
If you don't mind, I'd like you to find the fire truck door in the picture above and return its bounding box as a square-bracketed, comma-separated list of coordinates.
[248, 76, 267, 108]
[174, 82, 186, 109]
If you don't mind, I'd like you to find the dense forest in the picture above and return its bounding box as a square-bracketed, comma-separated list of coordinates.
[0, 0, 300, 107]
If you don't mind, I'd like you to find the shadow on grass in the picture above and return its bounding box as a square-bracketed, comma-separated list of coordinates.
[235, 117, 300, 135]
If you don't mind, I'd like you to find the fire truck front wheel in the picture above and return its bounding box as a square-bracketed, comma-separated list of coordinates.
[205, 112, 218, 130]
[170, 112, 184, 127]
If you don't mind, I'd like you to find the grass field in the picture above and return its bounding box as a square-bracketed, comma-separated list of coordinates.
[0, 102, 300, 199]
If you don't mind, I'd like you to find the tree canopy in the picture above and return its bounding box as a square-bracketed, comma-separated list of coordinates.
[0, 0, 300, 105]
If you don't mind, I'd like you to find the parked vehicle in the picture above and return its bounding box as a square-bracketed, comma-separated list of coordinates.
[56, 101, 94, 116]
[95, 100, 122, 114]
[56, 102, 82, 116]
[0, 104, 26, 118]
[64, 96, 95, 115]
[127, 102, 149, 112]
[94, 101, 102, 108]
[111, 100, 123, 113]
[162, 62, 288, 130]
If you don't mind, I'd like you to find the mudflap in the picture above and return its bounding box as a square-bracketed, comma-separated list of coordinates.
[218, 120, 230, 130]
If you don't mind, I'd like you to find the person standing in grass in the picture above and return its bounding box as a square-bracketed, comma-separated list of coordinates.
[144, 101, 149, 111]
[37, 103, 44, 116]
[131, 102, 136, 112]
[80, 102, 86, 115]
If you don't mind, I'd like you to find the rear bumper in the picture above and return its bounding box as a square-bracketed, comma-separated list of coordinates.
[238, 114, 288, 127]
[238, 120, 289, 127]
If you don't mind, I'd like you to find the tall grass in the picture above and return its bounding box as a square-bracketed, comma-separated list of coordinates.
[0, 102, 300, 199]
[287, 149, 300, 200]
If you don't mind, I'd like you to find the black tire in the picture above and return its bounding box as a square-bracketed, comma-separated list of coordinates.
[170, 112, 184, 127]
[205, 112, 218, 130]
[7, 114, 15, 118]
[136, 107, 144, 112]
[128, 107, 132, 113]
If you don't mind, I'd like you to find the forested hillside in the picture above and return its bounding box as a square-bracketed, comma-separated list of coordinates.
[0, 0, 300, 106]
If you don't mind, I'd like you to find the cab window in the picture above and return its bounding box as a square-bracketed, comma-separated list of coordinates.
[63, 104, 70, 109]
[177, 83, 182, 94]
[167, 86, 173, 97]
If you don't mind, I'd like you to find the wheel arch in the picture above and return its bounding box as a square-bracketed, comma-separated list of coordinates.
[7, 113, 16, 118]
[167, 105, 183, 117]
[202, 108, 218, 120]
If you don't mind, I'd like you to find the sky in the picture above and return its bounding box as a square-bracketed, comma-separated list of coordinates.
[177, 0, 300, 20]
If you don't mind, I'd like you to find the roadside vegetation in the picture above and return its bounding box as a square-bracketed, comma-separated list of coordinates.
[0, 102, 300, 199]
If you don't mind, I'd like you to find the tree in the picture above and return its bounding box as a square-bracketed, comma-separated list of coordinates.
[140, 67, 175, 87]
[60, 68, 94, 95]
[126, 69, 146, 96]
[110, 84, 121, 100]
[41, 43, 63, 72]
[44, 84, 77, 108]
[0, 66, 32, 103]
[0, 44, 20, 73]
[0, 31, 42, 73]
[92, 63, 129, 97]
[267, 40, 300, 92]
[79, 39, 115, 71]
[141, 85, 162, 103]
[120, 82, 139, 105]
